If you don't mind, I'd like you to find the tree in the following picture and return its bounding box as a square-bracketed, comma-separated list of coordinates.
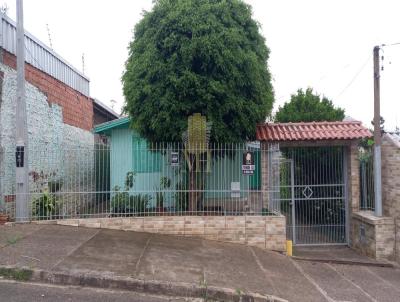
[122, 0, 274, 143]
[275, 88, 345, 123]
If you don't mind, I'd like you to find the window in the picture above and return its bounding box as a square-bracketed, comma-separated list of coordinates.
[132, 137, 162, 173]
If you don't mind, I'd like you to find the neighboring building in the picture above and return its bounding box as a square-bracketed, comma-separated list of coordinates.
[0, 13, 116, 215]
[93, 99, 119, 126]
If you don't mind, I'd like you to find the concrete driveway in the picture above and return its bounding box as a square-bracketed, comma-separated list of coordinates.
[0, 224, 399, 301]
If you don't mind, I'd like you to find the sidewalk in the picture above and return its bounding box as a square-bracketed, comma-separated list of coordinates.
[1, 224, 400, 301]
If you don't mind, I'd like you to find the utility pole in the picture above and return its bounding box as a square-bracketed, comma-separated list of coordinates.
[15, 0, 29, 222]
[373, 45, 382, 217]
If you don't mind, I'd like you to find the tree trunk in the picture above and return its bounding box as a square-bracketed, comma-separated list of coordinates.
[189, 170, 196, 214]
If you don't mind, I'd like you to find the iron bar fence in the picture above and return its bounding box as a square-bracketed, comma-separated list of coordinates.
[359, 146, 375, 211]
[277, 147, 347, 245]
[1, 142, 283, 221]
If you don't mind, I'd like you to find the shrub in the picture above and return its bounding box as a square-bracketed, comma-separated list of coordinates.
[32, 190, 60, 220]
[110, 186, 151, 216]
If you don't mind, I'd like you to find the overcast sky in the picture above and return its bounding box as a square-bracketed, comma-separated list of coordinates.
[2, 0, 400, 130]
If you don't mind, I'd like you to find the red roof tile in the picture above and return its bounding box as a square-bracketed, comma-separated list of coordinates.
[256, 121, 372, 142]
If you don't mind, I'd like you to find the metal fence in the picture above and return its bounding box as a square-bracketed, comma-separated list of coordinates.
[359, 147, 375, 211]
[1, 142, 283, 221]
[276, 147, 347, 245]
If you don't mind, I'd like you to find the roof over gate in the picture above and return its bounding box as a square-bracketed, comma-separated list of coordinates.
[256, 121, 371, 142]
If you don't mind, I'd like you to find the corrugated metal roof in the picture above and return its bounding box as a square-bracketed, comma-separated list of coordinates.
[256, 121, 372, 142]
[384, 133, 400, 148]
[0, 13, 90, 96]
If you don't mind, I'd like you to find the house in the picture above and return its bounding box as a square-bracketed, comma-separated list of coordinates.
[0, 13, 117, 215]
[93, 117, 262, 212]
[93, 99, 119, 126]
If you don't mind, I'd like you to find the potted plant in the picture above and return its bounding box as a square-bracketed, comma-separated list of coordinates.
[0, 207, 9, 225]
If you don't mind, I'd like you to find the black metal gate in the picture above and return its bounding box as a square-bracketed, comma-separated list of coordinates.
[272, 146, 347, 245]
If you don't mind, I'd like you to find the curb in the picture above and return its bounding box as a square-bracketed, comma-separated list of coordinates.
[292, 256, 394, 268]
[0, 266, 287, 302]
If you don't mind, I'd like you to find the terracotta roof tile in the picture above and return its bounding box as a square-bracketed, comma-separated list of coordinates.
[256, 121, 372, 142]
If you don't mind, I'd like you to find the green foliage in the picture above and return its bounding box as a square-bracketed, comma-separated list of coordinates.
[6, 235, 21, 245]
[275, 88, 345, 123]
[123, 0, 274, 142]
[32, 190, 60, 219]
[110, 172, 151, 215]
[31, 179, 63, 220]
[124, 171, 136, 189]
[111, 187, 151, 215]
[0, 267, 33, 281]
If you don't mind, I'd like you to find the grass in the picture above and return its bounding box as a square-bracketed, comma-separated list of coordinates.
[6, 235, 21, 245]
[0, 267, 33, 281]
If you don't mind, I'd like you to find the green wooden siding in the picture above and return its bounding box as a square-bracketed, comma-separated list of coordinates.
[205, 151, 250, 198]
[109, 126, 255, 205]
[249, 150, 261, 190]
[132, 137, 162, 173]
[110, 128, 133, 191]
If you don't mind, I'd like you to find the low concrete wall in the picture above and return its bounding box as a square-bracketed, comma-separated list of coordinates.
[55, 215, 286, 251]
[351, 211, 395, 260]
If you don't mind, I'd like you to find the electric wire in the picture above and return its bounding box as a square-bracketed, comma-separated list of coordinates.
[335, 54, 372, 98]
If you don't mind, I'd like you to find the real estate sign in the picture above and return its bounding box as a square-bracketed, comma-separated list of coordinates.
[242, 151, 255, 175]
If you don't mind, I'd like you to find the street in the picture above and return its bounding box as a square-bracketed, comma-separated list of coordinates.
[2, 224, 400, 302]
[0, 279, 197, 302]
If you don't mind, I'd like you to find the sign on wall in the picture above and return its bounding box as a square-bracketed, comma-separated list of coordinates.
[171, 151, 179, 167]
[242, 151, 255, 175]
[231, 182, 240, 198]
[16, 146, 24, 168]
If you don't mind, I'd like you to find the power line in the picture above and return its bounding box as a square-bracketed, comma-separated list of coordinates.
[335, 54, 372, 99]
[382, 42, 400, 47]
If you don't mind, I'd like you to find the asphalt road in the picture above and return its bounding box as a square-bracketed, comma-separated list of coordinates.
[0, 280, 198, 302]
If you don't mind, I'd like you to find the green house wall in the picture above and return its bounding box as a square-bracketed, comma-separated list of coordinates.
[108, 126, 257, 208]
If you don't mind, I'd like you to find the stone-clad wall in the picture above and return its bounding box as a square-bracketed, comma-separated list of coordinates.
[348, 142, 361, 212]
[351, 211, 395, 260]
[55, 215, 287, 251]
[0, 62, 94, 217]
[350, 134, 400, 262]
[381, 134, 400, 263]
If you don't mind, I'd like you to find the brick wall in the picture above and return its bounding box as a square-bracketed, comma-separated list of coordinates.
[381, 134, 400, 263]
[1, 50, 93, 131]
[54, 215, 287, 251]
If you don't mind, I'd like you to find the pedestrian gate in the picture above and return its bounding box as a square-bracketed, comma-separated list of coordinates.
[271, 147, 347, 245]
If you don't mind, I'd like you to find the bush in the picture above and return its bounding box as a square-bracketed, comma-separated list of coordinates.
[110, 186, 151, 216]
[32, 190, 60, 220]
